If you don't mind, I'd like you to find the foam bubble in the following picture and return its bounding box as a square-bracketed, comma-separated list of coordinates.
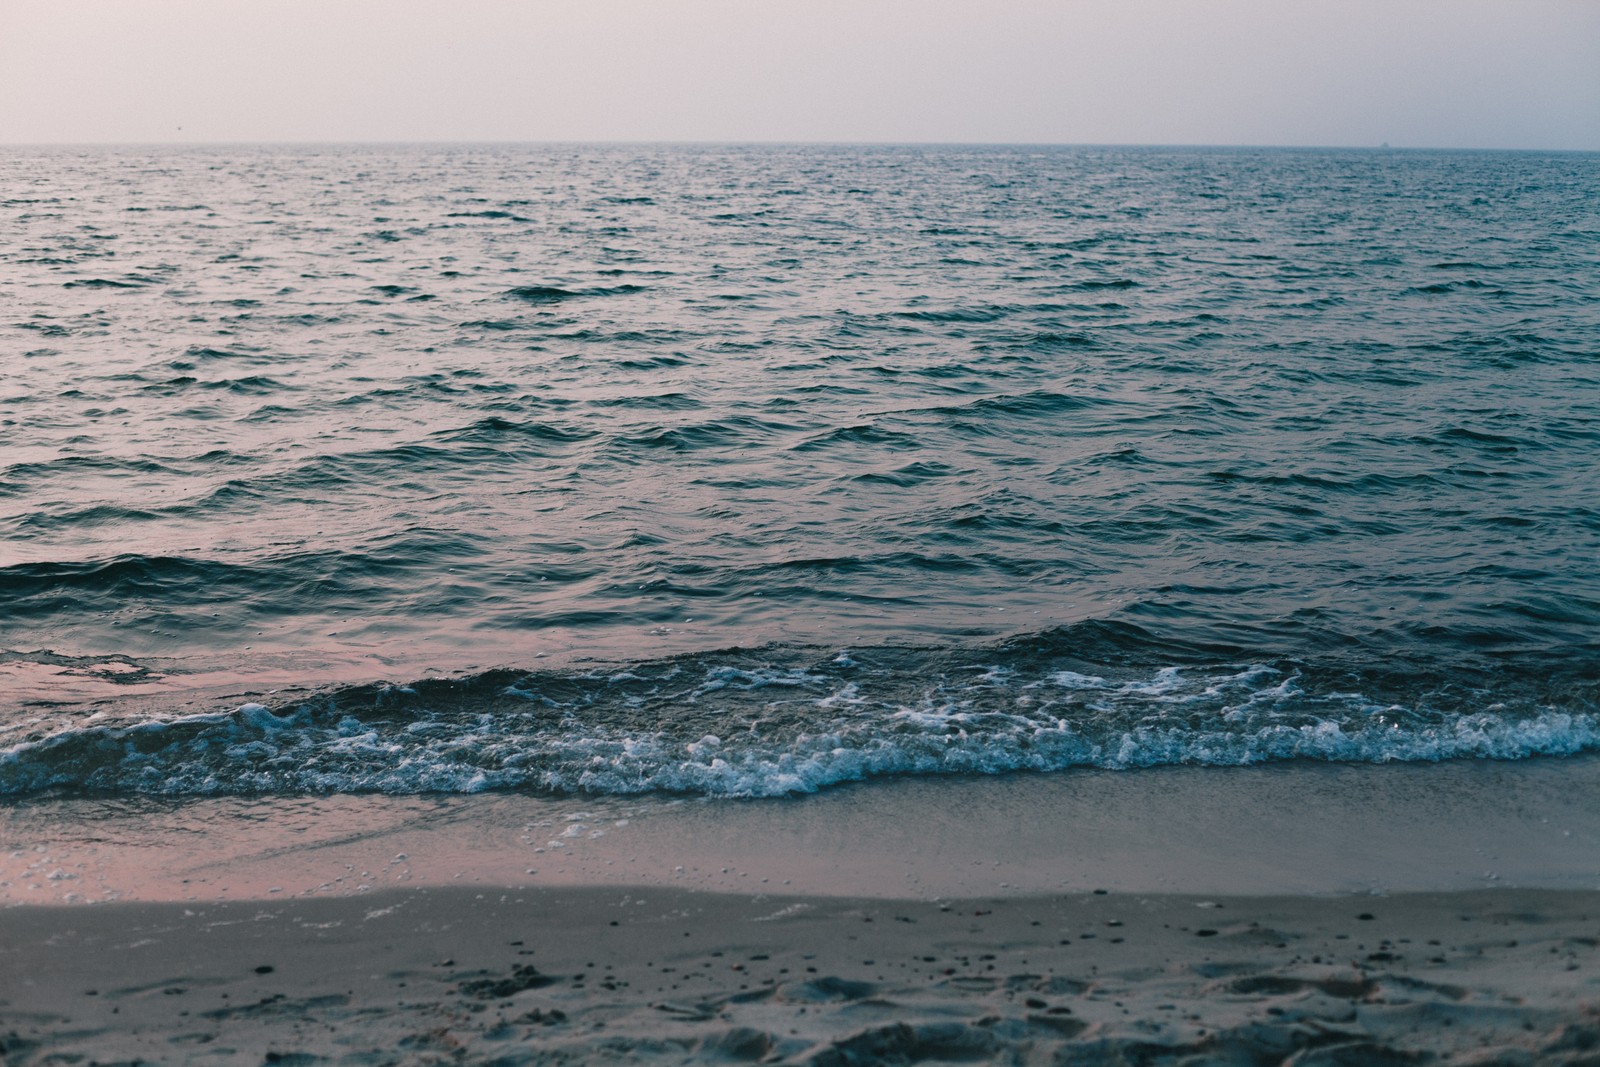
[2, 650, 1595, 799]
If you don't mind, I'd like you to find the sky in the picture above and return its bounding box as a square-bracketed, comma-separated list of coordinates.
[1, 0, 1596, 149]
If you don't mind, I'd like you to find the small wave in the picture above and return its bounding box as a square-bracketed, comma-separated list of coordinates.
[1431, 425, 1526, 451]
[1203, 468, 1442, 493]
[1410, 280, 1494, 295]
[2, 631, 1595, 798]
[894, 305, 1017, 324]
[611, 416, 785, 453]
[790, 424, 920, 452]
[851, 461, 959, 487]
[0, 455, 176, 497]
[215, 442, 486, 492]
[987, 330, 1099, 352]
[205, 375, 293, 395]
[62, 277, 145, 289]
[0, 528, 499, 622]
[0, 554, 269, 609]
[922, 390, 1121, 419]
[587, 391, 701, 410]
[446, 210, 532, 221]
[15, 503, 161, 533]
[133, 374, 291, 397]
[430, 416, 596, 447]
[503, 284, 647, 303]
[179, 344, 270, 362]
[1069, 278, 1138, 290]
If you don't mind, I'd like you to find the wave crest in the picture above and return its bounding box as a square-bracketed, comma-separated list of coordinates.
[4, 634, 1595, 798]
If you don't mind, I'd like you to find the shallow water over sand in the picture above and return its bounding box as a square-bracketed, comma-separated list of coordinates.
[7, 755, 1599, 903]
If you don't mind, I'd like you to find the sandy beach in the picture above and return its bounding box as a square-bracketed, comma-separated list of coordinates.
[5, 884, 1600, 1065]
[5, 761, 1600, 1064]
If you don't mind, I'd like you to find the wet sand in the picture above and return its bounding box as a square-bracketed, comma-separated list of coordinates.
[7, 758, 1600, 904]
[5, 885, 1600, 1065]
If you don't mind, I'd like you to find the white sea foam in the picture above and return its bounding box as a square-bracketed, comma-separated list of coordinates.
[1045, 671, 1108, 690]
[2, 658, 1596, 798]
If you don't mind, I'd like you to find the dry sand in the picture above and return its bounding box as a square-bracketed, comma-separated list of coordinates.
[5, 885, 1600, 1065]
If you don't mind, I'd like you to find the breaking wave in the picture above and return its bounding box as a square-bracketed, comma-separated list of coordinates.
[4, 630, 1596, 798]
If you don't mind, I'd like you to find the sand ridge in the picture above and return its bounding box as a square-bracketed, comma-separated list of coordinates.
[4, 886, 1600, 1065]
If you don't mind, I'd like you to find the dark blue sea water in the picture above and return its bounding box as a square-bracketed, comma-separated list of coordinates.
[3, 144, 1598, 797]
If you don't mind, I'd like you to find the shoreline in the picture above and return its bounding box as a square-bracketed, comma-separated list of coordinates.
[7, 759, 1600, 1061]
[6, 756, 1599, 905]
[4, 884, 1600, 1065]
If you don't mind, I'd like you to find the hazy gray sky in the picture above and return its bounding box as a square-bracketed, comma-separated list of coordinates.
[3, 0, 1596, 148]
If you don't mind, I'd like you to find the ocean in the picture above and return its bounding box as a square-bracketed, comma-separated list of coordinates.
[3, 143, 1598, 803]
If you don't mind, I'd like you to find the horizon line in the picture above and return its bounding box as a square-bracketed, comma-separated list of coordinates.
[3, 138, 1597, 154]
